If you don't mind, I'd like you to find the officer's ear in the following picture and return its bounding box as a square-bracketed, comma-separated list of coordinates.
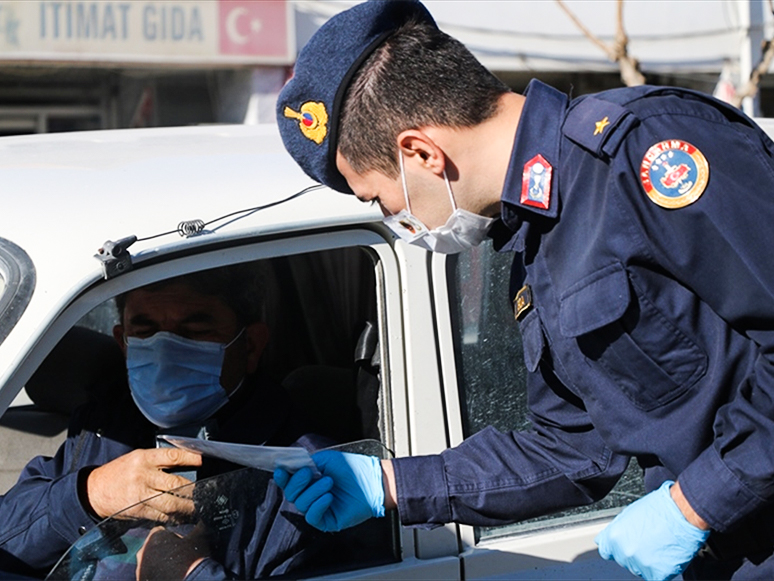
[397, 129, 445, 176]
[244, 322, 270, 374]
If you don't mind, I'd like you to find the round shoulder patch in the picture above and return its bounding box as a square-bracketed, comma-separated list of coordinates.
[639, 139, 709, 209]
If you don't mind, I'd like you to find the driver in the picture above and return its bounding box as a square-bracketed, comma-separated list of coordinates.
[0, 264, 327, 579]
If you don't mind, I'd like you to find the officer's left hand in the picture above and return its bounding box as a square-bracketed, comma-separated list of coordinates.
[274, 450, 385, 532]
[595, 481, 709, 581]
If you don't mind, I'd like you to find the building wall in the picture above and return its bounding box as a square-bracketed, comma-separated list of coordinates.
[0, 1, 771, 137]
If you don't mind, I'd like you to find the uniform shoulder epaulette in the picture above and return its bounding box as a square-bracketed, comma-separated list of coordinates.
[562, 95, 640, 159]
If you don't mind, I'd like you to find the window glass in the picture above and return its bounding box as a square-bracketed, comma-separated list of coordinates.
[47, 440, 397, 581]
[448, 240, 644, 542]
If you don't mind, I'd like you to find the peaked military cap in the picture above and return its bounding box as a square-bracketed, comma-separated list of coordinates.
[276, 0, 437, 194]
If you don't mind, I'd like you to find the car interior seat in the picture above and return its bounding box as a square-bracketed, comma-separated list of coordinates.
[0, 326, 126, 493]
[281, 321, 382, 445]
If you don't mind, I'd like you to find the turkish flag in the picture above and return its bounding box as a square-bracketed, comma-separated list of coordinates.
[219, 0, 289, 57]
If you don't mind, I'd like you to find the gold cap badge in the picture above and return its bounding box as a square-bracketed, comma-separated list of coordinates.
[284, 101, 328, 145]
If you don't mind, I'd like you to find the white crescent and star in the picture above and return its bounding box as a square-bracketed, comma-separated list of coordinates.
[225, 8, 262, 45]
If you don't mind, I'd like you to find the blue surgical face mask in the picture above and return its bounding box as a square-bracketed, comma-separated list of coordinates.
[126, 329, 244, 429]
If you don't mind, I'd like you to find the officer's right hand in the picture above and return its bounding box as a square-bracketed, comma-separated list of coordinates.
[595, 481, 709, 580]
[86, 448, 202, 520]
[274, 450, 385, 532]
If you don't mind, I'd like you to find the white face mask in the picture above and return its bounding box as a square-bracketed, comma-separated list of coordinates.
[382, 151, 495, 254]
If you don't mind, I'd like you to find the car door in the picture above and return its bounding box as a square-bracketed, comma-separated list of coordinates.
[3, 223, 468, 580]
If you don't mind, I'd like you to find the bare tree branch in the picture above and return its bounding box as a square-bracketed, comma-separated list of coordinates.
[614, 0, 627, 57]
[614, 0, 646, 86]
[732, 39, 774, 107]
[556, 0, 645, 86]
[731, 0, 774, 108]
[556, 0, 614, 59]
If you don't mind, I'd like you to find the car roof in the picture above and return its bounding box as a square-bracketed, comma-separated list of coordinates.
[0, 122, 379, 268]
[0, 124, 381, 391]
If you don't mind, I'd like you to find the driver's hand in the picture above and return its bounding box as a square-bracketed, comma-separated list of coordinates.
[136, 525, 209, 581]
[86, 448, 202, 520]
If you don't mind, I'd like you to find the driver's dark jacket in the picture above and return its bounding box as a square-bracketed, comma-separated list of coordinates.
[394, 81, 774, 564]
[0, 372, 326, 579]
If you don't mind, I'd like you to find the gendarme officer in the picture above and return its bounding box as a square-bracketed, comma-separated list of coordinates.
[273, 1, 774, 579]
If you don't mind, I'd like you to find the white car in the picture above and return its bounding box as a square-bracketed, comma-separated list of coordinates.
[0, 123, 661, 580]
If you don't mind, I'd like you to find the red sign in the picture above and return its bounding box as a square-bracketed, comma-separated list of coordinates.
[219, 0, 288, 57]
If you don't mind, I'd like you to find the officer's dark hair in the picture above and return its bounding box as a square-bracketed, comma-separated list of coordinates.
[338, 18, 509, 178]
[115, 263, 267, 327]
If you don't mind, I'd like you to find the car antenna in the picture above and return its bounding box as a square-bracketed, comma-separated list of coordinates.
[93, 184, 325, 280]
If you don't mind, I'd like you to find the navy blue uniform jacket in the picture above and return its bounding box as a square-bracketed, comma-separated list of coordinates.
[393, 81, 774, 546]
[0, 374, 322, 579]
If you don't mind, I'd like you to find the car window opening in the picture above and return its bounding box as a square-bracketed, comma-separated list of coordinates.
[3, 246, 400, 579]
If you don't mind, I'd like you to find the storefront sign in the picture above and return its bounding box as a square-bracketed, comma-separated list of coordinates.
[0, 1, 294, 65]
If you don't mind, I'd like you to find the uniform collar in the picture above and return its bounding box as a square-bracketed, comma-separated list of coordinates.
[495, 80, 568, 251]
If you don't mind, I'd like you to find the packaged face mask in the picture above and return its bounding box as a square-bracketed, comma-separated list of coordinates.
[158, 435, 318, 473]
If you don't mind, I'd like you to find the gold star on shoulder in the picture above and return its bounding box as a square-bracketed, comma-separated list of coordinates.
[594, 116, 610, 136]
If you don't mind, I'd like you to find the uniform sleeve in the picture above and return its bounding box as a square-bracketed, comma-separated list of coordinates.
[394, 362, 629, 526]
[613, 107, 774, 532]
[0, 437, 96, 573]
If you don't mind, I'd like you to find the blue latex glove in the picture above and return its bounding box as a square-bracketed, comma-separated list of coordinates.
[273, 450, 385, 532]
[595, 481, 710, 581]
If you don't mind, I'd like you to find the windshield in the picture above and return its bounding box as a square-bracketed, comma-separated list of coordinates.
[47, 440, 396, 581]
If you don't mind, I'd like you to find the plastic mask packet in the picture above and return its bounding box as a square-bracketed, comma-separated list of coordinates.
[158, 435, 319, 474]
